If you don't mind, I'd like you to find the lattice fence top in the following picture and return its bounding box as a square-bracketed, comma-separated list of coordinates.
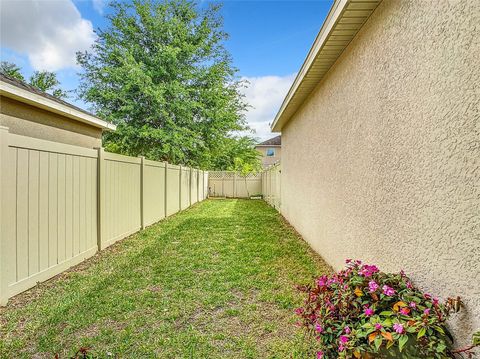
[208, 171, 261, 179]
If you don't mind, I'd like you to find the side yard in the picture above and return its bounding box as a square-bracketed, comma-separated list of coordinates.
[0, 199, 330, 358]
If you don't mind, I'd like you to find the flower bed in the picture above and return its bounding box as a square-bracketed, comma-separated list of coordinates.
[295, 260, 461, 358]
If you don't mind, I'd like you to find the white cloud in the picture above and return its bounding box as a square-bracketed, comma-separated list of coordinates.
[0, 0, 96, 71]
[92, 0, 105, 14]
[240, 73, 296, 140]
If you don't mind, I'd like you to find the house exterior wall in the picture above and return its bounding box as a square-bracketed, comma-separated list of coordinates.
[0, 96, 102, 148]
[256, 146, 281, 167]
[281, 0, 479, 345]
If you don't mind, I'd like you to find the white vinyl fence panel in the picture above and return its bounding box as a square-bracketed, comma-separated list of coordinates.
[208, 171, 261, 198]
[262, 163, 281, 210]
[0, 126, 208, 304]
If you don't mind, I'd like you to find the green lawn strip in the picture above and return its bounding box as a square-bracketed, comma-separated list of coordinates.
[0, 199, 331, 358]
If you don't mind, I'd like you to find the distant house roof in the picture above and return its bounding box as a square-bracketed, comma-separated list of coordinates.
[0, 73, 116, 131]
[256, 135, 281, 147]
[271, 0, 382, 132]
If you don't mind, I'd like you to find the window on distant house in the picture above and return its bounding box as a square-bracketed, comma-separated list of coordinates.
[266, 148, 275, 157]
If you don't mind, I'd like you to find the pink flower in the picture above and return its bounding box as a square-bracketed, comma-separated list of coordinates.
[375, 323, 383, 330]
[359, 264, 379, 277]
[368, 280, 379, 292]
[316, 276, 327, 287]
[315, 324, 323, 333]
[424, 308, 431, 315]
[393, 323, 404, 334]
[433, 298, 439, 306]
[344, 326, 351, 334]
[340, 335, 349, 344]
[338, 343, 345, 352]
[364, 307, 374, 316]
[382, 285, 395, 296]
[409, 302, 416, 308]
[316, 351, 324, 359]
[406, 281, 413, 289]
[400, 307, 410, 315]
[424, 293, 432, 300]
[294, 308, 304, 315]
[345, 259, 352, 264]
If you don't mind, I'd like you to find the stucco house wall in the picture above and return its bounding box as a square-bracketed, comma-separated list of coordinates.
[280, 0, 479, 345]
[0, 96, 102, 148]
[256, 146, 282, 167]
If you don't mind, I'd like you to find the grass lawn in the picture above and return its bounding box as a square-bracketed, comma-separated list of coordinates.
[0, 199, 330, 358]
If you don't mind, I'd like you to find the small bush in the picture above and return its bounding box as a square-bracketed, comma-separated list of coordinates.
[295, 260, 459, 358]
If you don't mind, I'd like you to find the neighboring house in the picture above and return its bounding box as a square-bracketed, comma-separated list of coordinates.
[255, 135, 281, 167]
[0, 73, 115, 148]
[271, 0, 478, 345]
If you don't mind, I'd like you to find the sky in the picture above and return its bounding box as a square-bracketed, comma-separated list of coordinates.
[0, 0, 332, 140]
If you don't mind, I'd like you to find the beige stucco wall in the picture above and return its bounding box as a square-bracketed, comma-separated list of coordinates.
[0, 96, 102, 148]
[281, 0, 479, 346]
[256, 146, 281, 167]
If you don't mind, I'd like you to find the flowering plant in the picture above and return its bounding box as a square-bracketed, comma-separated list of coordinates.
[296, 260, 460, 358]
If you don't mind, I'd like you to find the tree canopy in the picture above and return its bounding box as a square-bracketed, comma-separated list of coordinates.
[77, 0, 260, 170]
[0, 61, 68, 99]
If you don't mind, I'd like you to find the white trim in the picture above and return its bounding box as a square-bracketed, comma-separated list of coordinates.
[271, 0, 381, 131]
[0, 80, 116, 131]
[255, 145, 281, 148]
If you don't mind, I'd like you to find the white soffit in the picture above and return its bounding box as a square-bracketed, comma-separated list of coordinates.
[271, 0, 382, 132]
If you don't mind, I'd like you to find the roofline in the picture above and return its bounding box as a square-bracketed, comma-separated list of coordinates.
[271, 0, 381, 132]
[0, 80, 116, 131]
[255, 145, 281, 147]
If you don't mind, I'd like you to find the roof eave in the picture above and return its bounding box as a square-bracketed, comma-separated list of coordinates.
[271, 0, 382, 132]
[0, 80, 117, 131]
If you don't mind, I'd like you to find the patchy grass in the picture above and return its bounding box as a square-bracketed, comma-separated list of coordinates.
[0, 199, 331, 358]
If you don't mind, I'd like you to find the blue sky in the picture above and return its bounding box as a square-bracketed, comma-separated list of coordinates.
[1, 0, 332, 139]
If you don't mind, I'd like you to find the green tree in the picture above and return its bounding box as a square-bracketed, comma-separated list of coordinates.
[212, 135, 261, 171]
[77, 0, 255, 168]
[0, 61, 25, 81]
[29, 71, 68, 99]
[0, 62, 68, 99]
[228, 154, 262, 197]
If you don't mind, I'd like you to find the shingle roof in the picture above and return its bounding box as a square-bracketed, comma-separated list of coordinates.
[256, 135, 281, 146]
[0, 72, 116, 130]
[0, 72, 96, 118]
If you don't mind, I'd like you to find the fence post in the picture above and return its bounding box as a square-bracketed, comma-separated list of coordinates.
[140, 156, 145, 229]
[233, 172, 237, 198]
[222, 172, 225, 197]
[189, 167, 192, 207]
[164, 161, 168, 217]
[206, 171, 209, 199]
[201, 170, 205, 199]
[0, 126, 10, 305]
[96, 147, 106, 250]
[179, 165, 182, 210]
[197, 170, 200, 203]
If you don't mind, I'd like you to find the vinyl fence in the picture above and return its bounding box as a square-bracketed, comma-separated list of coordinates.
[208, 171, 262, 198]
[262, 163, 281, 210]
[0, 127, 208, 304]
